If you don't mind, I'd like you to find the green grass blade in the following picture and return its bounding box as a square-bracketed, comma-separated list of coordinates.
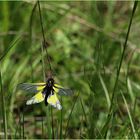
[64, 93, 79, 138]
[41, 116, 44, 138]
[98, 73, 111, 108]
[50, 107, 54, 139]
[102, 1, 138, 137]
[0, 69, 8, 139]
[121, 91, 138, 139]
[0, 36, 21, 62]
[79, 97, 88, 124]
[110, 0, 138, 113]
[46, 108, 52, 139]
[2, 1, 9, 32]
[22, 111, 24, 139]
[59, 97, 63, 139]
[28, 1, 38, 82]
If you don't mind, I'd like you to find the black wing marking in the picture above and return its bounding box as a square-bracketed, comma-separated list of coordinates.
[18, 83, 46, 93]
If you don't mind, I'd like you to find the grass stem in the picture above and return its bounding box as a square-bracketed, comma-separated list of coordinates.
[0, 69, 7, 139]
[102, 1, 138, 138]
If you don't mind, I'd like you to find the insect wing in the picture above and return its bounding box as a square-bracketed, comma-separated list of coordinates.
[26, 91, 45, 105]
[47, 92, 62, 110]
[54, 84, 73, 96]
[18, 83, 46, 93]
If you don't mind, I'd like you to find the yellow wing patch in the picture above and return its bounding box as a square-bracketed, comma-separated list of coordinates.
[47, 93, 62, 110]
[54, 84, 63, 88]
[26, 91, 44, 105]
[37, 85, 45, 91]
[54, 84, 63, 94]
[53, 84, 73, 96]
[18, 82, 46, 93]
[33, 83, 46, 91]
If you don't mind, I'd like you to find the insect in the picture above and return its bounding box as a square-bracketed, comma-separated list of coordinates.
[18, 77, 73, 110]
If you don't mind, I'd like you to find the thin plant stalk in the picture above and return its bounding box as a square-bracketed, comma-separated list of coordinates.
[59, 97, 63, 139]
[50, 107, 54, 139]
[37, 0, 52, 77]
[109, 1, 138, 114]
[0, 36, 21, 62]
[64, 93, 80, 138]
[0, 69, 7, 139]
[121, 91, 138, 139]
[41, 116, 44, 138]
[22, 111, 24, 139]
[37, 2, 55, 139]
[14, 111, 22, 138]
[98, 73, 111, 108]
[79, 97, 88, 123]
[102, 1, 138, 137]
[29, 1, 38, 82]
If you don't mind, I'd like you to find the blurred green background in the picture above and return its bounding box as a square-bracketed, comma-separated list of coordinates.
[0, 1, 140, 139]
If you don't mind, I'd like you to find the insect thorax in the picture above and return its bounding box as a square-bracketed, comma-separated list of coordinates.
[42, 78, 54, 95]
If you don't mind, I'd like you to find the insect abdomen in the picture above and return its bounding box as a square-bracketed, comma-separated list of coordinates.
[45, 95, 48, 106]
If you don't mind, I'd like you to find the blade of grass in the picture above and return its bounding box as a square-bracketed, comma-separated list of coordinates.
[29, 1, 38, 82]
[14, 110, 23, 139]
[0, 36, 21, 62]
[19, 112, 22, 139]
[14, 115, 20, 138]
[55, 120, 58, 139]
[46, 108, 52, 139]
[109, 0, 138, 114]
[59, 97, 63, 139]
[41, 116, 44, 138]
[79, 97, 88, 138]
[37, 2, 53, 138]
[2, 1, 9, 32]
[50, 107, 54, 139]
[126, 50, 135, 104]
[79, 97, 88, 124]
[64, 92, 80, 138]
[121, 91, 138, 139]
[98, 73, 111, 108]
[22, 111, 24, 139]
[0, 69, 7, 139]
[102, 1, 138, 137]
[37, 0, 52, 79]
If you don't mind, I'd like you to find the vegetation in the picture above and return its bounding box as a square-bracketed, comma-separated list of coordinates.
[0, 1, 140, 139]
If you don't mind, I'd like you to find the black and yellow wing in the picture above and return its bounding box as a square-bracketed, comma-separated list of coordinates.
[18, 83, 46, 93]
[53, 84, 73, 96]
[18, 83, 46, 105]
[47, 91, 62, 110]
[26, 91, 45, 105]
